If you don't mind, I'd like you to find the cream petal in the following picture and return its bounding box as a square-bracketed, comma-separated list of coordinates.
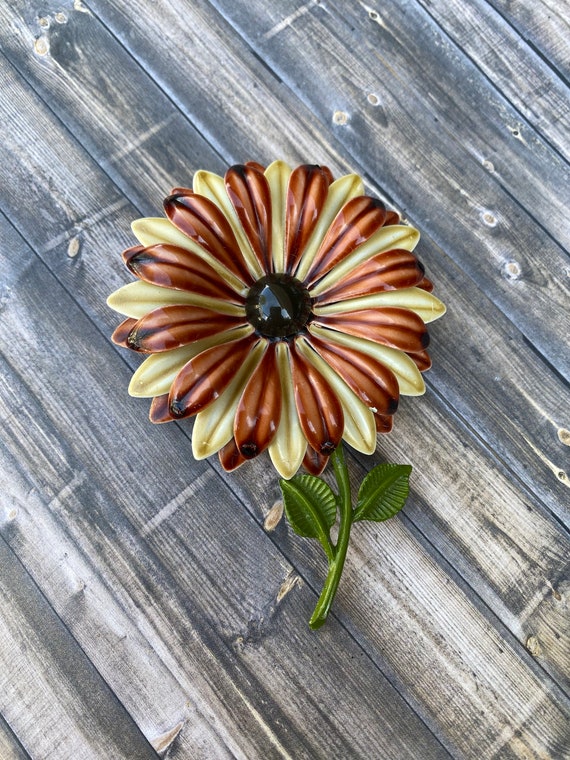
[191, 340, 267, 459]
[308, 324, 425, 396]
[107, 280, 246, 319]
[268, 342, 307, 479]
[192, 170, 265, 280]
[131, 217, 247, 295]
[294, 174, 365, 282]
[265, 160, 291, 273]
[295, 337, 377, 455]
[309, 225, 420, 297]
[314, 287, 446, 324]
[128, 326, 254, 398]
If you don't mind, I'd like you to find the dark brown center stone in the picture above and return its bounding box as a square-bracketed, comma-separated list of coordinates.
[245, 273, 312, 338]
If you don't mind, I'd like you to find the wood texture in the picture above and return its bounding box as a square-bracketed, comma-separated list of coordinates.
[1, 0, 569, 758]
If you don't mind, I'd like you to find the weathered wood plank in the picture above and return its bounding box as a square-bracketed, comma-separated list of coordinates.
[0, 535, 160, 760]
[0, 714, 31, 760]
[198, 0, 570, 374]
[0, 216, 451, 759]
[488, 0, 570, 82]
[413, 0, 570, 160]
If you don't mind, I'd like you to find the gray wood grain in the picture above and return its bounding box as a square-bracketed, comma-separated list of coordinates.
[1, 0, 569, 758]
[0, 714, 31, 760]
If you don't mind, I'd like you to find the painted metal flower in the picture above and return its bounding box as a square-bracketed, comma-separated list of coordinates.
[108, 162, 445, 479]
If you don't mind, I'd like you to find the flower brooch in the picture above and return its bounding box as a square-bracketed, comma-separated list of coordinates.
[108, 161, 445, 627]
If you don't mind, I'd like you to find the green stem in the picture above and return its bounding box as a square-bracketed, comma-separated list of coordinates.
[309, 445, 353, 630]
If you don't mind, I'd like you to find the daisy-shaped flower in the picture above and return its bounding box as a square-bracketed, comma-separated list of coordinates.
[108, 162, 445, 479]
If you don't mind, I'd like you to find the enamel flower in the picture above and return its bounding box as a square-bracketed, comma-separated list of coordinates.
[108, 161, 445, 480]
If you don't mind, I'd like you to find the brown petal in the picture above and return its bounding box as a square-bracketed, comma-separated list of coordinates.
[384, 210, 401, 226]
[284, 165, 331, 274]
[305, 196, 387, 286]
[168, 333, 258, 418]
[111, 318, 138, 348]
[314, 249, 426, 305]
[374, 414, 393, 434]
[164, 192, 254, 285]
[127, 305, 245, 353]
[149, 394, 176, 423]
[302, 447, 329, 476]
[219, 437, 249, 471]
[417, 276, 434, 292]
[289, 341, 344, 455]
[315, 307, 430, 354]
[407, 349, 432, 372]
[305, 333, 399, 416]
[122, 244, 244, 301]
[225, 164, 273, 273]
[245, 161, 266, 173]
[234, 343, 281, 458]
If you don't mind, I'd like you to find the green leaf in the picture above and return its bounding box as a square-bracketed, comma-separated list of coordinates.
[280, 475, 337, 557]
[353, 463, 412, 522]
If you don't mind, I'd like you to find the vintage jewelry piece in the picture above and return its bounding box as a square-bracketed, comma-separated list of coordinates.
[108, 161, 445, 628]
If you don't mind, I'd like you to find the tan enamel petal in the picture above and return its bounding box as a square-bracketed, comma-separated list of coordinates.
[314, 307, 429, 354]
[122, 244, 244, 302]
[225, 165, 273, 274]
[283, 165, 331, 274]
[288, 340, 344, 455]
[192, 170, 264, 280]
[107, 280, 246, 319]
[314, 249, 426, 305]
[128, 326, 254, 398]
[169, 333, 258, 419]
[268, 342, 307, 479]
[304, 196, 387, 287]
[191, 340, 267, 460]
[126, 305, 246, 353]
[265, 160, 291, 273]
[295, 338, 376, 455]
[314, 287, 446, 324]
[308, 324, 425, 396]
[304, 331, 399, 416]
[294, 173, 365, 282]
[234, 342, 281, 459]
[130, 217, 247, 295]
[309, 225, 420, 297]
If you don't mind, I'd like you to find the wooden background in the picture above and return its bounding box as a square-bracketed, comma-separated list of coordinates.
[1, 0, 569, 758]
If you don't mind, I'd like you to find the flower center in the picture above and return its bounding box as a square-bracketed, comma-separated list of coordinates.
[245, 274, 312, 338]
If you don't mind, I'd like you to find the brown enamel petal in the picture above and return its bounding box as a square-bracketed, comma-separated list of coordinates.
[302, 447, 329, 476]
[245, 161, 266, 173]
[407, 349, 432, 372]
[149, 394, 176, 423]
[225, 164, 272, 273]
[234, 343, 281, 459]
[170, 186, 194, 195]
[127, 305, 245, 353]
[111, 318, 138, 348]
[219, 437, 249, 471]
[305, 196, 387, 286]
[289, 342, 344, 455]
[168, 333, 257, 419]
[305, 333, 399, 416]
[122, 244, 244, 301]
[374, 413, 393, 434]
[164, 192, 254, 285]
[314, 249, 426, 305]
[284, 165, 331, 274]
[417, 276, 434, 292]
[315, 307, 430, 354]
[383, 210, 401, 226]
